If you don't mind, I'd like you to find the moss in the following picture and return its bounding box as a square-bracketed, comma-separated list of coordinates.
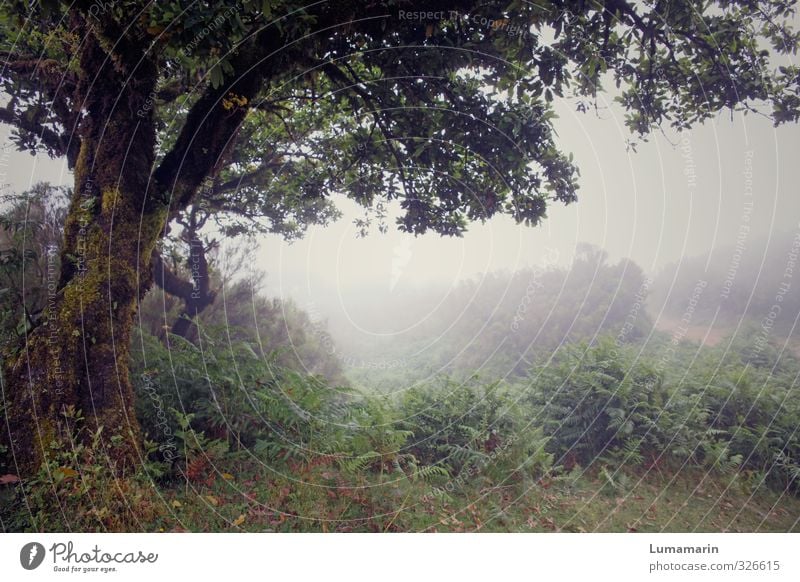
[3, 183, 167, 476]
[100, 187, 120, 216]
[0, 32, 167, 477]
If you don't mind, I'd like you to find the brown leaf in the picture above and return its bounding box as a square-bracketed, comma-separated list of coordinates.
[270, 512, 286, 525]
[57, 467, 78, 480]
[0, 474, 20, 485]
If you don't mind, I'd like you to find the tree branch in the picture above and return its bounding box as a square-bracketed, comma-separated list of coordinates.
[322, 61, 413, 196]
[152, 32, 285, 213]
[0, 105, 68, 157]
[152, 249, 194, 300]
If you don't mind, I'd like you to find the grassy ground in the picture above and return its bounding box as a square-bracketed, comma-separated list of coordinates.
[10, 462, 791, 533]
[159, 472, 800, 533]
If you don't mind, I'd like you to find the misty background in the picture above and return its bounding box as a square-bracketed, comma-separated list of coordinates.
[3, 94, 799, 372]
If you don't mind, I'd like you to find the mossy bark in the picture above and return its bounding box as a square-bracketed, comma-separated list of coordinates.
[1, 35, 164, 476]
[1, 24, 262, 477]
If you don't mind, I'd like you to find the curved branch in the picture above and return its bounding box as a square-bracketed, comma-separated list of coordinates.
[0, 105, 68, 157]
[322, 61, 413, 196]
[152, 249, 194, 299]
[152, 31, 286, 213]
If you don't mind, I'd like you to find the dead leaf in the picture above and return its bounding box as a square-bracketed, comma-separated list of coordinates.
[57, 467, 78, 480]
[205, 495, 219, 506]
[232, 514, 246, 527]
[0, 474, 20, 485]
[221, 473, 235, 481]
[171, 500, 182, 508]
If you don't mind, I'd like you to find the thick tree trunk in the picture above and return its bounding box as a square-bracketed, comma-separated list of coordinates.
[1, 35, 164, 477]
[2, 20, 263, 477]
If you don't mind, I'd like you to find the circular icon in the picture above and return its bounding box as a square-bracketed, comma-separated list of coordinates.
[20, 542, 46, 570]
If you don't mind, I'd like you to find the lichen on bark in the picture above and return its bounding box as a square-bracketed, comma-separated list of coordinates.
[1, 30, 165, 477]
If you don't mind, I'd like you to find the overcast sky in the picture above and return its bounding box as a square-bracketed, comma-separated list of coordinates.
[256, 101, 799, 313]
[3, 85, 799, 324]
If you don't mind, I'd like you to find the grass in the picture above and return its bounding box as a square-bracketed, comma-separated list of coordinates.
[9, 459, 792, 533]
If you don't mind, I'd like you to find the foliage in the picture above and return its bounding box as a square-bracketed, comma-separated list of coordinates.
[528, 338, 661, 466]
[4, 323, 800, 532]
[526, 335, 800, 492]
[3, 0, 799, 242]
[398, 376, 552, 483]
[0, 183, 68, 353]
[0, 406, 165, 532]
[132, 325, 343, 460]
[339, 243, 653, 387]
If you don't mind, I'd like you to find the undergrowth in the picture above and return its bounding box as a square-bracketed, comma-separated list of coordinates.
[2, 330, 799, 532]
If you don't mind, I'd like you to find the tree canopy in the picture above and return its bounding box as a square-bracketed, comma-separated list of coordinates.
[2, 0, 798, 239]
[1, 0, 799, 475]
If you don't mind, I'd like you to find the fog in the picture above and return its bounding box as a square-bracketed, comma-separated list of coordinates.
[3, 94, 799, 341]
[257, 102, 799, 298]
[253, 100, 800, 342]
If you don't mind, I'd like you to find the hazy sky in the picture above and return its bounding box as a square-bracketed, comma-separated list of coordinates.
[255, 101, 800, 310]
[2, 85, 799, 319]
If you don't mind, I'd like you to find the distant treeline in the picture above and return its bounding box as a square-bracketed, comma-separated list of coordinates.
[649, 229, 800, 334]
[336, 233, 800, 390]
[336, 243, 654, 388]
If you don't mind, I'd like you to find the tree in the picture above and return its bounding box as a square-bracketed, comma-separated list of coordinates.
[1, 0, 798, 475]
[0, 183, 68, 349]
[151, 107, 343, 338]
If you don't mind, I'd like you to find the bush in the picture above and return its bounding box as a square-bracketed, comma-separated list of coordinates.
[399, 376, 553, 485]
[527, 339, 667, 468]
